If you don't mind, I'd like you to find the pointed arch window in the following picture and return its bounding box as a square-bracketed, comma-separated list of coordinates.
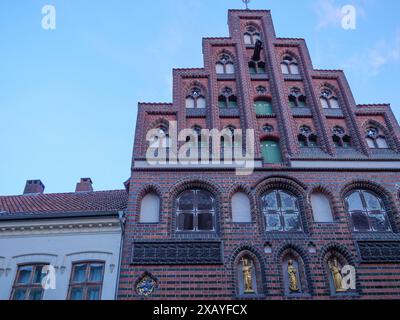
[149, 125, 171, 157]
[186, 87, 206, 109]
[365, 126, 389, 149]
[345, 190, 391, 232]
[281, 55, 300, 75]
[139, 193, 161, 223]
[216, 53, 235, 74]
[218, 87, 238, 109]
[244, 25, 261, 45]
[320, 88, 341, 109]
[298, 125, 318, 147]
[332, 126, 351, 149]
[262, 190, 302, 232]
[176, 189, 216, 232]
[288, 87, 308, 108]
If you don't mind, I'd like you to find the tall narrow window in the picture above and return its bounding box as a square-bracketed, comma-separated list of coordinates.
[140, 193, 160, 223]
[262, 190, 302, 232]
[261, 140, 282, 164]
[149, 125, 171, 158]
[365, 126, 389, 149]
[345, 190, 391, 232]
[243, 25, 261, 45]
[254, 98, 273, 115]
[68, 262, 105, 300]
[298, 126, 318, 147]
[311, 192, 334, 223]
[288, 87, 307, 108]
[216, 53, 235, 74]
[248, 60, 266, 74]
[281, 55, 300, 75]
[320, 88, 341, 109]
[11, 264, 45, 300]
[332, 126, 351, 148]
[186, 87, 206, 109]
[218, 87, 238, 108]
[232, 192, 252, 223]
[176, 189, 216, 232]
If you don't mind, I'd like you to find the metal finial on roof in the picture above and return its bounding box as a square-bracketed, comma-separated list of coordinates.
[242, 0, 251, 10]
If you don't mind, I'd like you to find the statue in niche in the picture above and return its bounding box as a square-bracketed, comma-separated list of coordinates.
[328, 257, 346, 292]
[241, 257, 255, 294]
[287, 259, 300, 293]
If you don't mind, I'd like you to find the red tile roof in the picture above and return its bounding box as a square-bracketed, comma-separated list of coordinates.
[0, 190, 128, 217]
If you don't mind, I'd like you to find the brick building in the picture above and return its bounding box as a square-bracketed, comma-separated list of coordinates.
[120, 9, 400, 300]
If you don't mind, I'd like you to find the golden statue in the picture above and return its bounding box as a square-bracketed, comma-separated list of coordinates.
[329, 257, 346, 292]
[287, 259, 300, 292]
[241, 258, 255, 294]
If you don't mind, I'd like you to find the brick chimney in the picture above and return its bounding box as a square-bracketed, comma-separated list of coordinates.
[75, 178, 93, 192]
[23, 180, 45, 195]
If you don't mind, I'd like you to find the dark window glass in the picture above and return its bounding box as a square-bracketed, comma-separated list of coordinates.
[11, 265, 45, 300]
[68, 262, 105, 300]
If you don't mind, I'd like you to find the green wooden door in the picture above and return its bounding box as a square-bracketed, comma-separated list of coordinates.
[254, 101, 273, 115]
[261, 140, 282, 164]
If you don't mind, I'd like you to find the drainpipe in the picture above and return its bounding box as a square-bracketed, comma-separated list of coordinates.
[114, 210, 126, 300]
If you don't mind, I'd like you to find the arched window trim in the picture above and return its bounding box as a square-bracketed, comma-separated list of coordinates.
[320, 88, 341, 109]
[288, 87, 307, 108]
[365, 126, 389, 149]
[332, 126, 351, 149]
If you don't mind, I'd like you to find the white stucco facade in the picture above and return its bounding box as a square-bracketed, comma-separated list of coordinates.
[0, 216, 123, 300]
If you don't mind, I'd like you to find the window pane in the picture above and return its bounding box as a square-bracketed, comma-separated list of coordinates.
[89, 264, 104, 282]
[320, 98, 329, 109]
[329, 98, 340, 109]
[178, 213, 194, 231]
[376, 137, 389, 149]
[225, 63, 235, 74]
[17, 266, 32, 284]
[216, 63, 224, 74]
[289, 64, 299, 74]
[178, 191, 194, 210]
[33, 266, 44, 284]
[351, 211, 370, 231]
[73, 264, 87, 283]
[197, 191, 213, 210]
[369, 214, 390, 232]
[12, 289, 27, 300]
[363, 192, 383, 211]
[29, 289, 43, 301]
[263, 192, 278, 210]
[218, 100, 227, 108]
[366, 137, 376, 148]
[70, 287, 84, 300]
[266, 214, 282, 231]
[198, 213, 214, 230]
[284, 214, 301, 231]
[281, 63, 289, 74]
[87, 287, 101, 300]
[254, 101, 273, 115]
[197, 97, 206, 109]
[347, 192, 364, 211]
[228, 100, 238, 108]
[279, 192, 297, 211]
[244, 34, 252, 44]
[311, 193, 334, 223]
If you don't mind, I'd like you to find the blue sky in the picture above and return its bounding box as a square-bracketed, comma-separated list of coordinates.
[0, 0, 399, 195]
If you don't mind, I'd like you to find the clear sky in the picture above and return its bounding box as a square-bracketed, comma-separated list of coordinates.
[0, 0, 399, 195]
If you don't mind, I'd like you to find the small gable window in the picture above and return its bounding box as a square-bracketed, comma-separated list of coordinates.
[186, 87, 206, 109]
[365, 126, 389, 149]
[216, 53, 235, 74]
[281, 55, 299, 75]
[243, 25, 261, 45]
[218, 87, 238, 109]
[320, 88, 340, 109]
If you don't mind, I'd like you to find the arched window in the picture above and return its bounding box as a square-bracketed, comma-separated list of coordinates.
[216, 53, 235, 74]
[332, 126, 351, 148]
[311, 192, 334, 223]
[149, 125, 171, 157]
[298, 125, 318, 147]
[139, 193, 160, 223]
[176, 189, 216, 232]
[288, 87, 307, 108]
[261, 139, 282, 164]
[345, 190, 391, 232]
[262, 190, 302, 232]
[281, 55, 300, 75]
[243, 25, 261, 45]
[254, 97, 273, 115]
[232, 192, 252, 223]
[185, 87, 206, 109]
[218, 87, 238, 108]
[320, 88, 341, 109]
[365, 126, 389, 149]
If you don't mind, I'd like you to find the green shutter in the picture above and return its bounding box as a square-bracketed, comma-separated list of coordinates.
[261, 140, 282, 164]
[254, 101, 273, 115]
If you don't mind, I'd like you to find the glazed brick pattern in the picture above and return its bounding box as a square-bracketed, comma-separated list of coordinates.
[119, 9, 400, 300]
